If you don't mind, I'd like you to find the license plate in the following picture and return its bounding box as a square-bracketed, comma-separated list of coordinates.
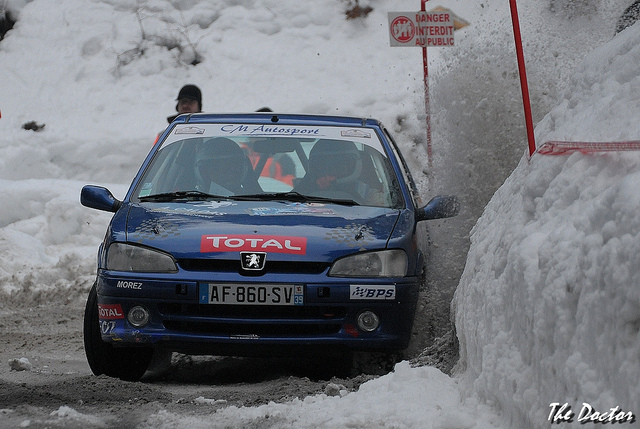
[199, 284, 304, 306]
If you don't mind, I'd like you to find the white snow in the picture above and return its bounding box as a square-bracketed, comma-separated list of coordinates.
[8, 357, 32, 372]
[138, 362, 504, 429]
[48, 405, 108, 427]
[1, 0, 639, 428]
[454, 21, 640, 428]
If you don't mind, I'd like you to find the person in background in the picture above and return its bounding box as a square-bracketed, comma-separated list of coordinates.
[167, 84, 202, 123]
[155, 84, 203, 144]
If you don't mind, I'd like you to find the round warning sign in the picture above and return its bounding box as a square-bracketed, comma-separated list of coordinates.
[390, 15, 415, 43]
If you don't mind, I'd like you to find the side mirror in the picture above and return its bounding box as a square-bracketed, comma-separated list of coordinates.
[81, 185, 122, 213]
[416, 195, 460, 221]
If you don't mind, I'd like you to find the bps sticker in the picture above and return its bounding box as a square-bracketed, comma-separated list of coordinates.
[98, 303, 125, 320]
[201, 235, 307, 254]
[350, 285, 396, 300]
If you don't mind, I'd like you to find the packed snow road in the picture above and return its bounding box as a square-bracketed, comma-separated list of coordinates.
[0, 298, 377, 428]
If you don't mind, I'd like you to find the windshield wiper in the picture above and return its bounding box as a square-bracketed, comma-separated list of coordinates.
[233, 191, 360, 206]
[138, 191, 229, 202]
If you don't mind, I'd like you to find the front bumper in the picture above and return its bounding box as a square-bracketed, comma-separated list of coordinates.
[95, 271, 420, 355]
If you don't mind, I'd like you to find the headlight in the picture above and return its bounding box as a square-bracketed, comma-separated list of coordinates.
[328, 250, 407, 277]
[106, 243, 178, 273]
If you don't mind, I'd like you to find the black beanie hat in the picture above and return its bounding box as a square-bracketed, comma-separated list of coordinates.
[175, 84, 202, 111]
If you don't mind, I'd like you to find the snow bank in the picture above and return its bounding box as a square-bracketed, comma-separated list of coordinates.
[0, 178, 126, 300]
[535, 22, 640, 143]
[454, 22, 640, 429]
[138, 362, 504, 429]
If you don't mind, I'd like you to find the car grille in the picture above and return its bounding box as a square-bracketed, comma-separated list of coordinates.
[158, 303, 346, 336]
[176, 259, 329, 274]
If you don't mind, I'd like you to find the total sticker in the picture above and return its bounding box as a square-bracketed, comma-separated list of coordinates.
[98, 303, 125, 320]
[201, 234, 307, 254]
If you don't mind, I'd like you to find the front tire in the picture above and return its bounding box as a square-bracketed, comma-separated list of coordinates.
[83, 282, 153, 381]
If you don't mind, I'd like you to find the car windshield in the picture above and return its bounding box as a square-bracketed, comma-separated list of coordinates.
[132, 124, 404, 208]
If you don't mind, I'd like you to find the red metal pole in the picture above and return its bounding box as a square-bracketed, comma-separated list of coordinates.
[421, 0, 432, 170]
[509, 0, 536, 156]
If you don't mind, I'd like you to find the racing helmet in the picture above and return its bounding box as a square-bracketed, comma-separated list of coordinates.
[308, 139, 362, 184]
[195, 138, 249, 192]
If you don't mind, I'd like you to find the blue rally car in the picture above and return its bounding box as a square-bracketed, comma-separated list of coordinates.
[81, 113, 459, 381]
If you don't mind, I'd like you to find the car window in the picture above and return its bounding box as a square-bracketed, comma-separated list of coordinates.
[132, 125, 404, 208]
[383, 127, 421, 207]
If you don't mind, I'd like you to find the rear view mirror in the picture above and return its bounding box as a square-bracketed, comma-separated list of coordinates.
[416, 195, 460, 221]
[81, 185, 122, 213]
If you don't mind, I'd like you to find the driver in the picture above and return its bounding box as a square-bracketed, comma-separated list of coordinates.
[306, 139, 363, 190]
[195, 138, 259, 195]
[294, 139, 387, 206]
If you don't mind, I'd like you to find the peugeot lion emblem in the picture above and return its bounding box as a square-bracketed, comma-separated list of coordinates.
[240, 252, 266, 270]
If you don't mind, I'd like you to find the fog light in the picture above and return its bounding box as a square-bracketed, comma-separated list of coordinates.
[357, 310, 380, 332]
[127, 306, 150, 327]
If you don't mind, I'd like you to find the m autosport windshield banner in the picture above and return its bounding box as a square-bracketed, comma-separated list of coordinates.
[163, 124, 386, 153]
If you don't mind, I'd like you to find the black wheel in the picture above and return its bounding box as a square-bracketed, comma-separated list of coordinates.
[83, 282, 153, 381]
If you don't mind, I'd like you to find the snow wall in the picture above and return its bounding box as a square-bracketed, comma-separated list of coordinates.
[453, 21, 640, 429]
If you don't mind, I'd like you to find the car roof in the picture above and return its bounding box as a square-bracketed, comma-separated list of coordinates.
[171, 112, 383, 128]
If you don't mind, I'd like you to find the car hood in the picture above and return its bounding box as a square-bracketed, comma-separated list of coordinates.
[124, 201, 401, 261]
